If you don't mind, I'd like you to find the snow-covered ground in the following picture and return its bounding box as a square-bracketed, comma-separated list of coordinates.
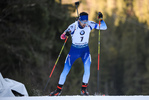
[1, 95, 149, 100]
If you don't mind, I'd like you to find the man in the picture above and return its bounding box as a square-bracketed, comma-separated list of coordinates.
[49, 12, 107, 96]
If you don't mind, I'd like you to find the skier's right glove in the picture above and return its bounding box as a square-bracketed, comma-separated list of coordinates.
[60, 34, 66, 40]
[65, 31, 71, 36]
[60, 31, 71, 40]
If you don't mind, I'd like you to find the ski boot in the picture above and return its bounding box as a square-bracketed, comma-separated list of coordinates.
[49, 84, 63, 96]
[81, 82, 89, 96]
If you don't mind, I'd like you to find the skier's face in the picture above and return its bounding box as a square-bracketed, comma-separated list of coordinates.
[79, 20, 87, 28]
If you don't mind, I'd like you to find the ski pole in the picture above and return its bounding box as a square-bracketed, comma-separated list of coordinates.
[97, 17, 101, 94]
[75, 1, 79, 17]
[75, 1, 80, 20]
[43, 37, 68, 92]
[43, 1, 80, 94]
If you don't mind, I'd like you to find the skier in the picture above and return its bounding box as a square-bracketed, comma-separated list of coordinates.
[49, 12, 107, 96]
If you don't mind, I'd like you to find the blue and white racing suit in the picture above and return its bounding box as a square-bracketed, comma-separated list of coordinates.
[58, 20, 107, 85]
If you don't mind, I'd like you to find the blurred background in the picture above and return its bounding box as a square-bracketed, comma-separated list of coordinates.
[0, 0, 149, 96]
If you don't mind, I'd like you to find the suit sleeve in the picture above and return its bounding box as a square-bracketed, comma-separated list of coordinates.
[64, 22, 76, 34]
[88, 20, 107, 30]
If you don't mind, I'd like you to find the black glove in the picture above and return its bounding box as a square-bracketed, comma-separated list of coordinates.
[98, 12, 103, 20]
[65, 31, 71, 36]
[76, 17, 79, 21]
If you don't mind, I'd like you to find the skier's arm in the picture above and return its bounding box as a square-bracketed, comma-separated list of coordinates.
[96, 20, 107, 30]
[96, 12, 107, 30]
[88, 11, 107, 30]
[88, 20, 107, 30]
[90, 12, 107, 30]
[60, 31, 71, 40]
[60, 22, 75, 40]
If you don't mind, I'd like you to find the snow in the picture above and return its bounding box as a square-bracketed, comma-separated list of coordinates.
[0, 73, 149, 100]
[1, 95, 149, 100]
[0, 73, 28, 97]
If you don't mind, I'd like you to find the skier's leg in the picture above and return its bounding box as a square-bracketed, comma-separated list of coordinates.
[58, 54, 73, 85]
[59, 46, 80, 85]
[82, 53, 91, 83]
[49, 46, 80, 96]
[81, 52, 91, 95]
[50, 54, 77, 96]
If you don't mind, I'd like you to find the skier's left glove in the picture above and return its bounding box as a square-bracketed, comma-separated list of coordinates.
[98, 12, 103, 21]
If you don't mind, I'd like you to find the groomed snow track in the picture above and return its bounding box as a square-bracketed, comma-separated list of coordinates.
[1, 95, 149, 100]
